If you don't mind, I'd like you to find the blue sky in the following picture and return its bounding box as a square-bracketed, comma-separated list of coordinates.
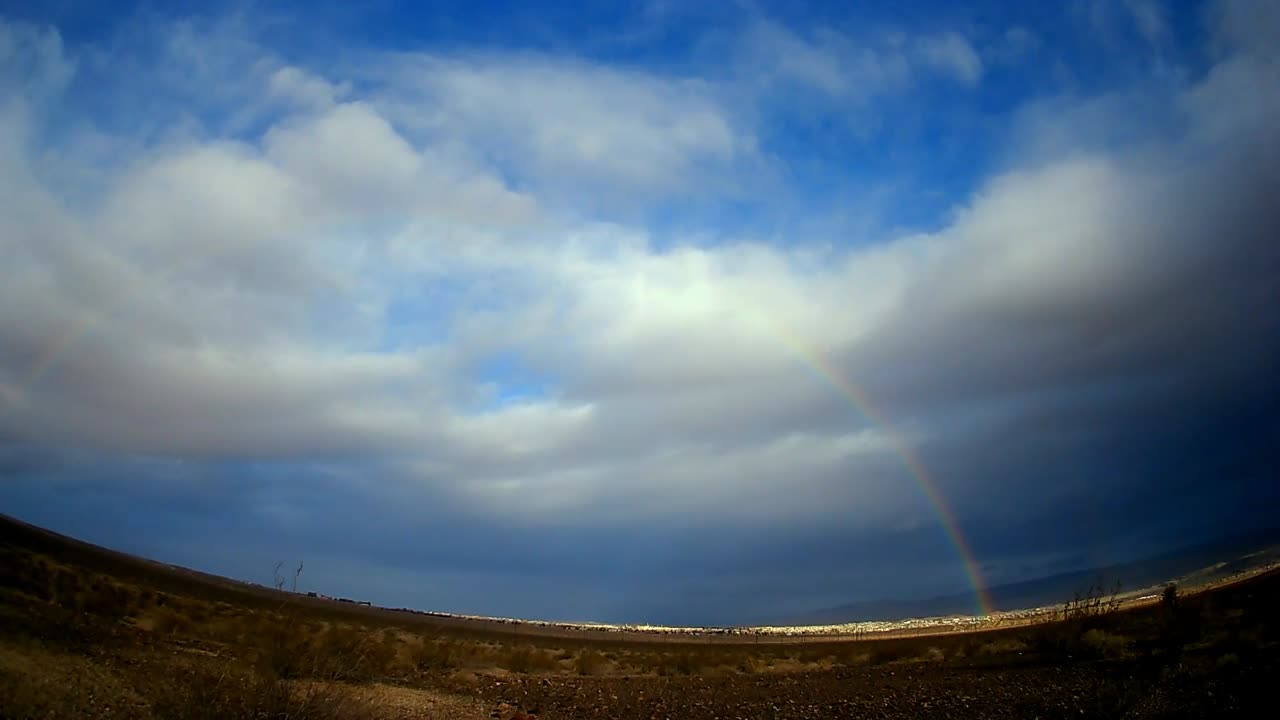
[2, 0, 1279, 625]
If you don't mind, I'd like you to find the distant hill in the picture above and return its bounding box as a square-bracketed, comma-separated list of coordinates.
[783, 528, 1280, 625]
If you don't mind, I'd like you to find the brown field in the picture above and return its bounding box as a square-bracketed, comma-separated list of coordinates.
[1, 514, 1277, 719]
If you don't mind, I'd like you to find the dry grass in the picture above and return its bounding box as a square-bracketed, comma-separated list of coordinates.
[1080, 628, 1129, 659]
[144, 666, 377, 720]
[413, 638, 461, 670]
[493, 644, 556, 674]
[573, 649, 610, 676]
[976, 637, 1028, 656]
[3, 514, 1279, 720]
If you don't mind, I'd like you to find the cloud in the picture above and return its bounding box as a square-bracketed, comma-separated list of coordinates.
[737, 20, 984, 100]
[264, 65, 349, 110]
[263, 102, 421, 210]
[1209, 0, 1280, 54]
[0, 19, 74, 100]
[739, 20, 885, 98]
[373, 53, 753, 202]
[1, 2, 1278, 622]
[1123, 0, 1170, 48]
[915, 32, 984, 86]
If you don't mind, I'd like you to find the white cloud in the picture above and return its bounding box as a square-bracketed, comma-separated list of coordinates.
[737, 20, 984, 100]
[0, 20, 75, 100]
[915, 32, 984, 86]
[450, 427, 903, 525]
[263, 102, 421, 210]
[264, 65, 349, 110]
[1, 4, 1277, 544]
[740, 20, 868, 97]
[376, 54, 752, 199]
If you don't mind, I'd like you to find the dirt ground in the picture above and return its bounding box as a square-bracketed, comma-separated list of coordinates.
[2, 514, 1277, 719]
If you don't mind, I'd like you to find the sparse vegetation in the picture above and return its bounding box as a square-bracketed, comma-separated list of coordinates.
[1080, 628, 1129, 658]
[573, 649, 609, 675]
[976, 637, 1028, 656]
[1, 516, 1278, 719]
[1028, 581, 1125, 661]
[144, 665, 375, 720]
[413, 638, 459, 670]
[501, 644, 557, 674]
[921, 645, 946, 662]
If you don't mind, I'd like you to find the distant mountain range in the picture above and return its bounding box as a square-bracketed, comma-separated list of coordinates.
[781, 528, 1280, 626]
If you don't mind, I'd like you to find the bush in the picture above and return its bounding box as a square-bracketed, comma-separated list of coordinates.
[976, 638, 1028, 657]
[148, 606, 196, 636]
[1061, 582, 1123, 625]
[77, 578, 138, 621]
[1081, 629, 1129, 659]
[502, 645, 545, 674]
[1215, 652, 1240, 669]
[574, 649, 609, 676]
[867, 643, 913, 665]
[1031, 582, 1124, 661]
[1157, 583, 1201, 659]
[249, 618, 398, 684]
[414, 639, 458, 670]
[736, 653, 769, 673]
[838, 649, 872, 667]
[145, 665, 374, 720]
[671, 652, 706, 675]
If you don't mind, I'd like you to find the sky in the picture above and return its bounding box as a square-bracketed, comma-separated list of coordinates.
[1, 0, 1278, 626]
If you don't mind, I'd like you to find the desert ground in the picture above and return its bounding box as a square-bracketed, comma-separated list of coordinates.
[1, 514, 1276, 719]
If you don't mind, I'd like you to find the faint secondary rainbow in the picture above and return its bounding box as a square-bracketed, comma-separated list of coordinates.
[24, 312, 96, 387]
[771, 327, 994, 617]
[0, 312, 95, 424]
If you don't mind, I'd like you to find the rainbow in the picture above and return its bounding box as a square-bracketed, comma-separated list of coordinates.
[0, 312, 95, 423]
[24, 312, 96, 388]
[13, 292, 994, 615]
[772, 328, 994, 617]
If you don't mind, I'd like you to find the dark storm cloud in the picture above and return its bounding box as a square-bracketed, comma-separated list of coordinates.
[1, 1, 1278, 624]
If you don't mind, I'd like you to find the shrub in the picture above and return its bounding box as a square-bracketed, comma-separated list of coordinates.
[1031, 582, 1124, 661]
[1157, 583, 1201, 659]
[867, 643, 912, 665]
[574, 649, 609, 676]
[145, 665, 375, 720]
[496, 640, 552, 671]
[628, 652, 668, 675]
[976, 638, 1028, 657]
[671, 652, 705, 675]
[311, 625, 399, 682]
[250, 618, 396, 684]
[149, 606, 196, 636]
[1080, 629, 1129, 659]
[838, 649, 872, 667]
[414, 639, 457, 670]
[1061, 582, 1123, 625]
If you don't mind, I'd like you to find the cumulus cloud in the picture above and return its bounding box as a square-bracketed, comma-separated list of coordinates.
[2, 1, 1278, 622]
[265, 65, 349, 110]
